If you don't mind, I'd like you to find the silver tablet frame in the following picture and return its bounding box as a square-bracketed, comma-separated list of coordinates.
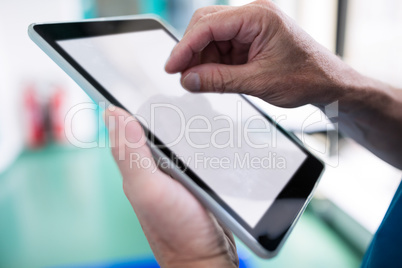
[28, 15, 324, 259]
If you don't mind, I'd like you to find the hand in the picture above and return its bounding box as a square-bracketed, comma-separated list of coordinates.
[165, 0, 354, 108]
[104, 107, 238, 268]
[166, 0, 402, 169]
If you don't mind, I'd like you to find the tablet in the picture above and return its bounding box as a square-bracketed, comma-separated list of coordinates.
[28, 16, 324, 258]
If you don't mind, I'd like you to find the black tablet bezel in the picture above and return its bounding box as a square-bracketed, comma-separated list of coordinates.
[32, 18, 324, 252]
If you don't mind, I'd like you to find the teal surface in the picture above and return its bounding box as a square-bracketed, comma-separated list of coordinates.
[0, 145, 362, 267]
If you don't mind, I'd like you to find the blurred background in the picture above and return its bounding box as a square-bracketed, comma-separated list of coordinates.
[0, 0, 401, 267]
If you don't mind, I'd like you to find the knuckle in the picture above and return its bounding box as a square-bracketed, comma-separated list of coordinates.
[194, 6, 218, 19]
[214, 68, 226, 93]
[193, 7, 214, 25]
[198, 12, 214, 24]
[209, 67, 233, 93]
[207, 69, 222, 93]
[193, 7, 207, 19]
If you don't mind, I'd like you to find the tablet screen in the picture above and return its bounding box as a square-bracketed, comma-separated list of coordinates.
[57, 28, 307, 228]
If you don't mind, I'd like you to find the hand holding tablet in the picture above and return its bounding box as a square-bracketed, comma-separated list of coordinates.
[29, 12, 324, 259]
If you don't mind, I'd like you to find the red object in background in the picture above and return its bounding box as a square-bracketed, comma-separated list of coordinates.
[24, 85, 46, 148]
[50, 86, 65, 143]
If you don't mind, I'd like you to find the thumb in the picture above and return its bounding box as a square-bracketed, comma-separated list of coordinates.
[180, 62, 259, 94]
[104, 107, 158, 181]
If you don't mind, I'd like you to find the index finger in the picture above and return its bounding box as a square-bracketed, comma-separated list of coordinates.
[165, 8, 247, 74]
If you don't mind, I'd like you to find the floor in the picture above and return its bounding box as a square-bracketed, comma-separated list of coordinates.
[0, 145, 363, 268]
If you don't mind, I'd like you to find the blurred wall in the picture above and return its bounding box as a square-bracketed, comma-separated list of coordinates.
[345, 0, 402, 88]
[0, 0, 96, 173]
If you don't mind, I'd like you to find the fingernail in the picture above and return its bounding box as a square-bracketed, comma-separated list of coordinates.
[182, 72, 201, 91]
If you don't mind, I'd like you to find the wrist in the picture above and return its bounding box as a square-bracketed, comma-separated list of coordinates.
[164, 254, 238, 268]
[335, 72, 397, 116]
[315, 54, 392, 114]
[306, 48, 358, 110]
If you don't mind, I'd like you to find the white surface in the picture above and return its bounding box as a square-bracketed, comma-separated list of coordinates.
[275, 0, 337, 53]
[0, 0, 84, 173]
[316, 138, 401, 234]
[344, 0, 402, 88]
[0, 26, 22, 173]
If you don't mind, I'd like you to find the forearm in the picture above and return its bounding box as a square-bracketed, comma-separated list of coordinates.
[326, 69, 402, 169]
